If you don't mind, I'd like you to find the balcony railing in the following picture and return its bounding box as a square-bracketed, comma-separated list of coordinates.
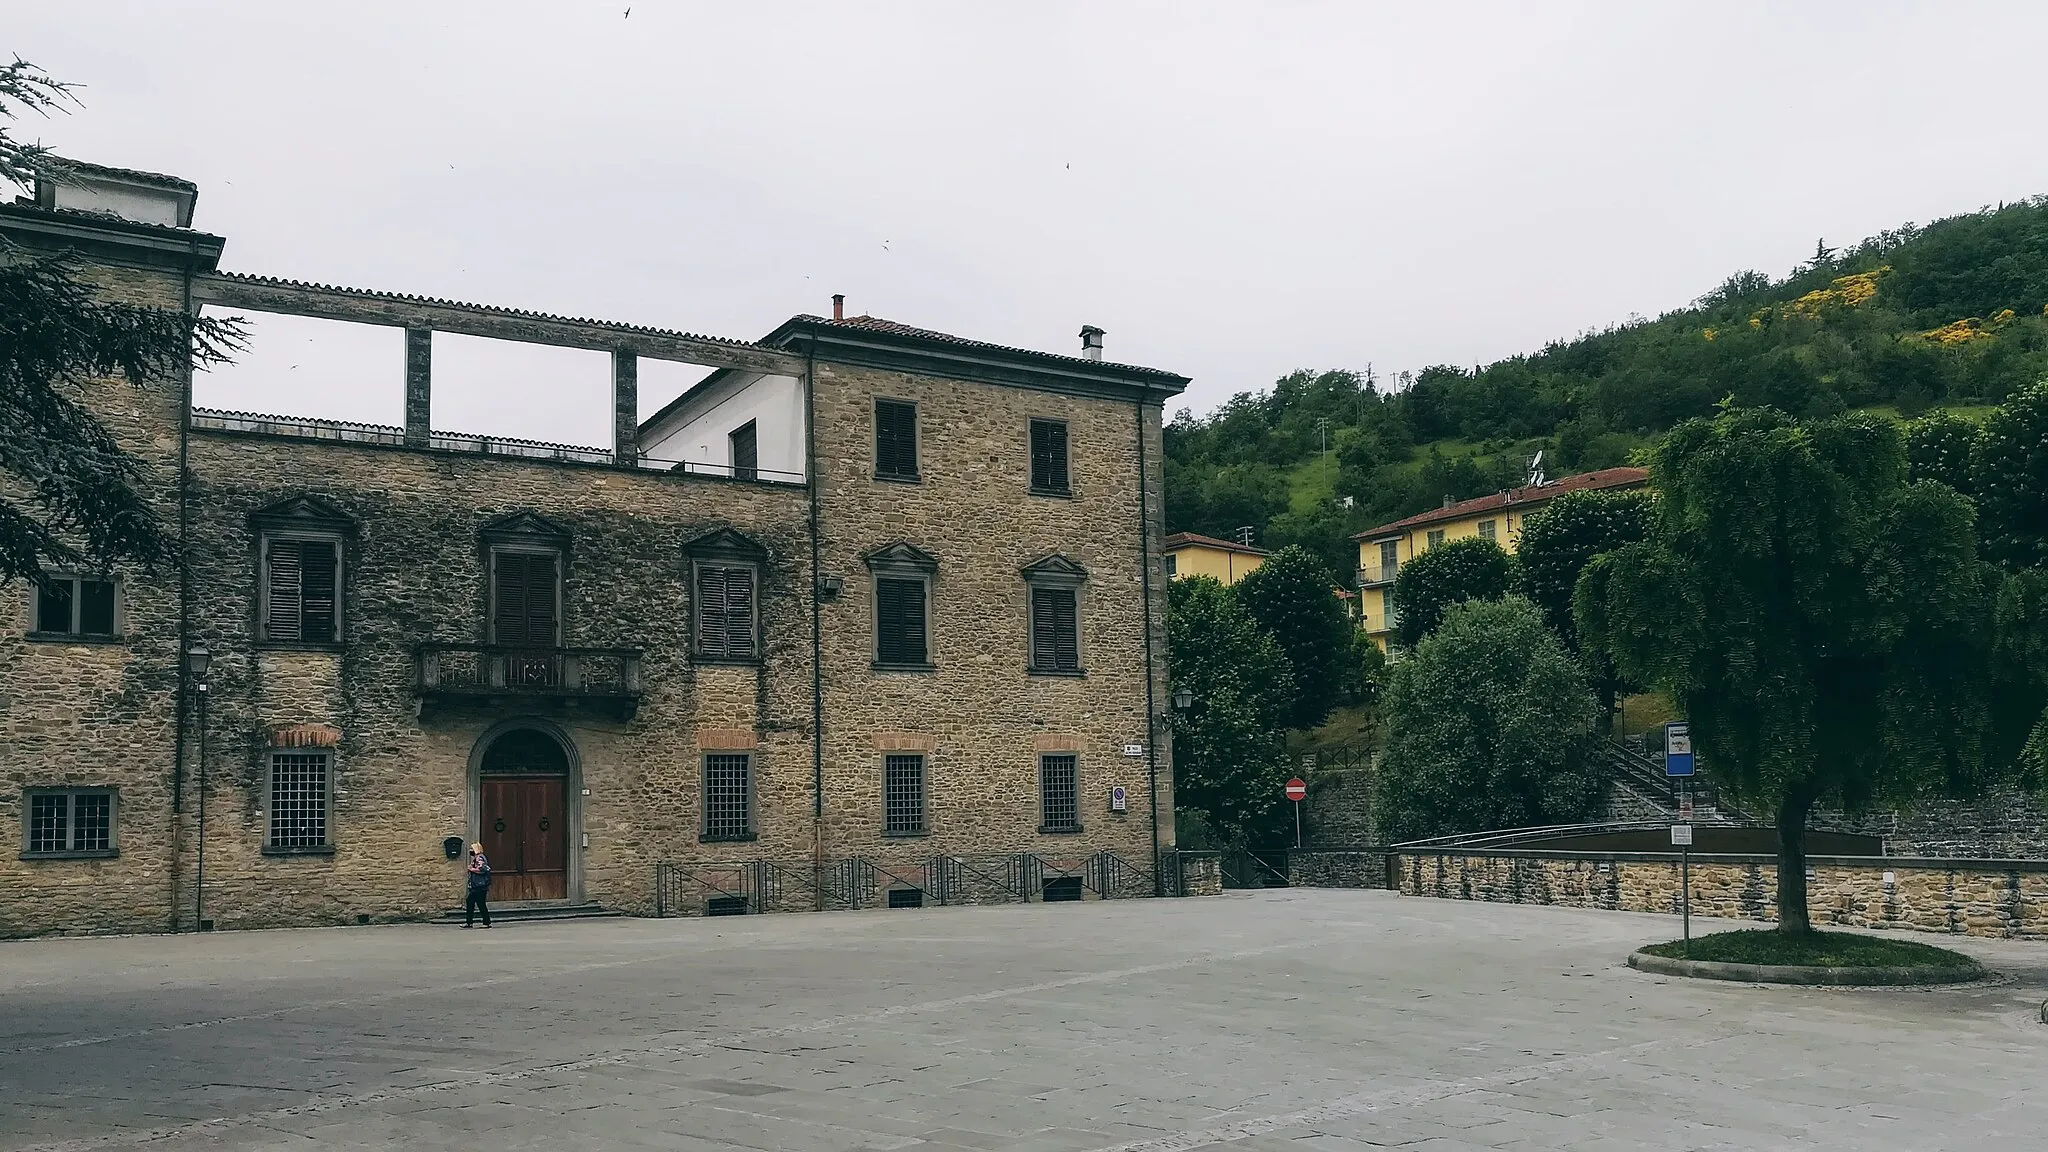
[416, 644, 644, 719]
[1357, 562, 1400, 586]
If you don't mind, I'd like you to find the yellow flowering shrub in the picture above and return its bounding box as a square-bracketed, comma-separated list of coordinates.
[1920, 318, 1987, 345]
[1787, 267, 1891, 318]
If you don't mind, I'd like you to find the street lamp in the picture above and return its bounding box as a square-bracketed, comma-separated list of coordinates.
[187, 646, 212, 931]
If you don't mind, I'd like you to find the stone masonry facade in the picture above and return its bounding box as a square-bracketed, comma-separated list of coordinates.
[0, 176, 1185, 936]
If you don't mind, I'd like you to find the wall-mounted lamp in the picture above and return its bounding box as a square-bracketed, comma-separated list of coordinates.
[818, 574, 845, 599]
[1172, 686, 1194, 712]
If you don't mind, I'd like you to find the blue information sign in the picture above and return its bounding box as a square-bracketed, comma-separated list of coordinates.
[1664, 721, 1695, 778]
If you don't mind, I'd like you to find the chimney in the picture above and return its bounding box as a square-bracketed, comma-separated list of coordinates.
[1441, 494, 1455, 509]
[831, 294, 845, 321]
[1078, 325, 1105, 361]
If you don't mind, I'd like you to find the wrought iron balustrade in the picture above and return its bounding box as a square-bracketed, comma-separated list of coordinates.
[416, 644, 643, 719]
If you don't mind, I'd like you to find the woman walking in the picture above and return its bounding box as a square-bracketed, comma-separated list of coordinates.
[465, 841, 493, 928]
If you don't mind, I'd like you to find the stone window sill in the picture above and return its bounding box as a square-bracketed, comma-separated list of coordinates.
[701, 833, 757, 844]
[1028, 486, 1074, 499]
[883, 828, 929, 838]
[24, 632, 124, 646]
[19, 848, 118, 861]
[1038, 824, 1086, 835]
[691, 654, 764, 668]
[872, 661, 937, 674]
[1027, 667, 1087, 678]
[254, 641, 344, 653]
[262, 844, 336, 857]
[873, 472, 923, 485]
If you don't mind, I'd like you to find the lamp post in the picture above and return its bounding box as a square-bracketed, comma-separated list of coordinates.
[187, 645, 212, 931]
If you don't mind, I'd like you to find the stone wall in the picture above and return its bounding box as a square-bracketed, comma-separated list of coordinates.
[1176, 851, 1222, 897]
[1288, 849, 1388, 889]
[1395, 849, 2048, 940]
[1304, 764, 1376, 847]
[1811, 788, 2048, 859]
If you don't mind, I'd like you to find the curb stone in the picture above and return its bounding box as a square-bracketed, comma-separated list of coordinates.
[1627, 949, 1983, 986]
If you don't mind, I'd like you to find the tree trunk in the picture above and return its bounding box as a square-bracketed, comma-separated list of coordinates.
[1594, 676, 1618, 736]
[1775, 787, 1815, 935]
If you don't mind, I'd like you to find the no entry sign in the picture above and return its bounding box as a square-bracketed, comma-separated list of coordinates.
[1284, 778, 1307, 802]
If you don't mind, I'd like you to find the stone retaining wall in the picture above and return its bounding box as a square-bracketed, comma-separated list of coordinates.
[1395, 849, 2048, 940]
[1289, 850, 1389, 889]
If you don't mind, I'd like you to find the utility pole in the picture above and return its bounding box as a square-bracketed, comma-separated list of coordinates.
[1316, 417, 1330, 458]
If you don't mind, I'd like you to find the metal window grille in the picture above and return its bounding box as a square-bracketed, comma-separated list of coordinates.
[27, 794, 67, 853]
[875, 400, 919, 479]
[269, 753, 329, 848]
[71, 792, 111, 852]
[884, 754, 926, 834]
[703, 754, 753, 840]
[1029, 419, 1069, 493]
[1040, 754, 1080, 832]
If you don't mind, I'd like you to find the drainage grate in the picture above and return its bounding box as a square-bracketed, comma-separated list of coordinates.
[887, 887, 925, 909]
[1042, 876, 1084, 902]
[706, 895, 750, 916]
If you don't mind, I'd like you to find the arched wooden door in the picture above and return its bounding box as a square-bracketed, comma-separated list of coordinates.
[477, 728, 570, 901]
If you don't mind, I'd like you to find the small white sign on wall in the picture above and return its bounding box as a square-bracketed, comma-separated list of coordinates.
[1122, 744, 1145, 757]
[1110, 785, 1128, 812]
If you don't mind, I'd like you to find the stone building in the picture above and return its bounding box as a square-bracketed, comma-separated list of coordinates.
[1, 162, 1187, 936]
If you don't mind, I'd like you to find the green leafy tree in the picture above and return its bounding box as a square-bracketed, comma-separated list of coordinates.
[1375, 597, 1604, 842]
[1578, 409, 1997, 934]
[1904, 409, 1981, 496]
[1973, 382, 2048, 567]
[1168, 576, 1295, 846]
[1232, 545, 1355, 729]
[1389, 535, 1518, 647]
[1515, 489, 1655, 727]
[1, 57, 242, 585]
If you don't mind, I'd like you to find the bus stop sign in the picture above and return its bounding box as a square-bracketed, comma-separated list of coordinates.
[1665, 722, 1695, 778]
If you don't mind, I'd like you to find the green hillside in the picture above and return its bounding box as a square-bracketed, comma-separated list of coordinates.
[1166, 197, 2048, 577]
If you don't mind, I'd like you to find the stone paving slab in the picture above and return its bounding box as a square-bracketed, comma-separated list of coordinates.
[2, 890, 2045, 1151]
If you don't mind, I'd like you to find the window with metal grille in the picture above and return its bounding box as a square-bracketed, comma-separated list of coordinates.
[32, 577, 118, 638]
[1029, 586, 1081, 673]
[875, 577, 929, 666]
[702, 753, 753, 841]
[1039, 754, 1080, 833]
[23, 789, 115, 856]
[268, 753, 329, 850]
[888, 887, 924, 908]
[729, 420, 758, 482]
[874, 399, 919, 480]
[695, 565, 757, 661]
[1029, 418, 1070, 494]
[883, 754, 926, 835]
[262, 537, 340, 644]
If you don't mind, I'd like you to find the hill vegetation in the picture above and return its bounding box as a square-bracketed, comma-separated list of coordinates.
[1165, 196, 2048, 578]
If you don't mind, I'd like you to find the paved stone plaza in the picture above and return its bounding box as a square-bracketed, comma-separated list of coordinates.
[2, 891, 2044, 1151]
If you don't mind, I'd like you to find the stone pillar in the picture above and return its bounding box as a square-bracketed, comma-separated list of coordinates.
[404, 328, 432, 448]
[612, 350, 638, 467]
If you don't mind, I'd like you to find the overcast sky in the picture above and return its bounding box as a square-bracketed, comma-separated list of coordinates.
[16, 3, 2048, 447]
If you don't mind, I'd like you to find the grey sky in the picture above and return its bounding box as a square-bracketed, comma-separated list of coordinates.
[16, 2, 2048, 445]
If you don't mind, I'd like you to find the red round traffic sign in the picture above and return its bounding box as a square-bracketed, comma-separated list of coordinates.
[1284, 777, 1307, 802]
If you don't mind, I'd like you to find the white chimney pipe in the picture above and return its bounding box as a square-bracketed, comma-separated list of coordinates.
[1079, 325, 1104, 361]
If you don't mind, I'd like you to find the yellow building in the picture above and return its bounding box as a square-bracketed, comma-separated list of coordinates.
[1352, 467, 1648, 648]
[1163, 532, 1268, 585]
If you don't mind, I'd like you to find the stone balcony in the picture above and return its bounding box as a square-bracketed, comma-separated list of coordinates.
[416, 644, 644, 720]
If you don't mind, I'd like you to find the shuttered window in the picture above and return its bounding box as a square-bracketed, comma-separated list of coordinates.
[729, 420, 758, 482]
[1030, 586, 1080, 672]
[695, 565, 758, 660]
[875, 577, 929, 666]
[263, 538, 340, 644]
[493, 552, 561, 646]
[1029, 419, 1070, 494]
[874, 399, 919, 480]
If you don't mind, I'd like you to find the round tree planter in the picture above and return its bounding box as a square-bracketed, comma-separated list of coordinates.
[1628, 950, 1983, 986]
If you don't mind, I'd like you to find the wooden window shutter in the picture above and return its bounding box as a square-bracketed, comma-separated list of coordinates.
[524, 555, 558, 645]
[1031, 586, 1058, 669]
[725, 568, 756, 658]
[877, 577, 927, 664]
[1031, 420, 1069, 492]
[697, 566, 728, 656]
[730, 422, 758, 481]
[266, 542, 303, 642]
[1032, 586, 1078, 671]
[496, 553, 556, 645]
[876, 400, 917, 479]
[494, 554, 526, 644]
[300, 541, 338, 642]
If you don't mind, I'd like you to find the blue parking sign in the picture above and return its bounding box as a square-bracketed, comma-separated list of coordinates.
[1665, 721, 1695, 777]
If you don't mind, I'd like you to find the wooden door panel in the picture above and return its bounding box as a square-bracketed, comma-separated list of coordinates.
[478, 776, 567, 901]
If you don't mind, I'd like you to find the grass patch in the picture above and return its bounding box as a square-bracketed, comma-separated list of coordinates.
[1640, 929, 1981, 969]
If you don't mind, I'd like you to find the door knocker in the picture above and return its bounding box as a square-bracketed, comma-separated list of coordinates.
[493, 818, 506, 832]
[538, 816, 550, 831]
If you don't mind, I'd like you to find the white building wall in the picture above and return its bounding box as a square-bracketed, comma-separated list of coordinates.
[639, 373, 805, 480]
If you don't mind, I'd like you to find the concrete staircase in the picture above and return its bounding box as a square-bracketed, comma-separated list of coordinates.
[438, 901, 624, 925]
